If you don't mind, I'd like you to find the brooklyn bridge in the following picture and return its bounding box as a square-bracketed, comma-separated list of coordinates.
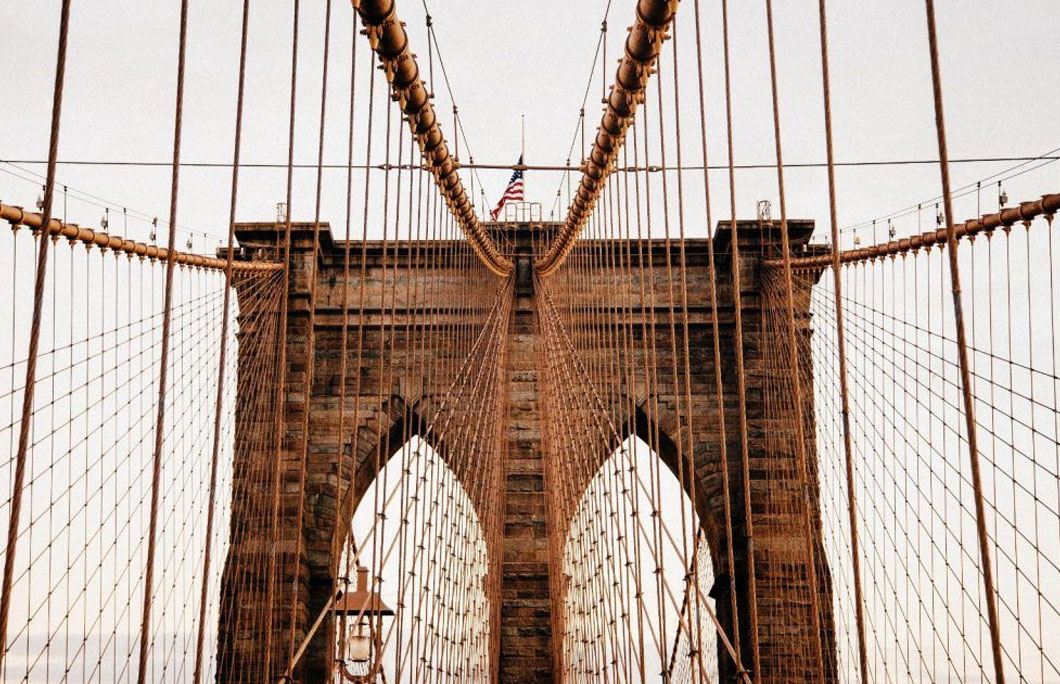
[2, 0, 1059, 682]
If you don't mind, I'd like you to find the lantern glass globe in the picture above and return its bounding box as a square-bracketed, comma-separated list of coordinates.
[347, 631, 371, 663]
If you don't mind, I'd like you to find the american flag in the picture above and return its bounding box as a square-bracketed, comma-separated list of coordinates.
[490, 155, 525, 220]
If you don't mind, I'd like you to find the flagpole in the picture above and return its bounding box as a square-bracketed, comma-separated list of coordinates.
[521, 114, 526, 198]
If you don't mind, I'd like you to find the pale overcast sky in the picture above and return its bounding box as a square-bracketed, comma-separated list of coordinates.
[2, 2, 1059, 681]
[1, 0, 1059, 250]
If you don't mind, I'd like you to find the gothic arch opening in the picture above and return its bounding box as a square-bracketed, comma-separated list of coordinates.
[559, 435, 721, 682]
[334, 436, 493, 682]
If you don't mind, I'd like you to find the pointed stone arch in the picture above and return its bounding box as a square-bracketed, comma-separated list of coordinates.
[297, 390, 498, 681]
[558, 432, 722, 681]
[218, 218, 840, 683]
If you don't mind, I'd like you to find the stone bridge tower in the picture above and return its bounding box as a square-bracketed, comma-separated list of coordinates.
[216, 219, 837, 683]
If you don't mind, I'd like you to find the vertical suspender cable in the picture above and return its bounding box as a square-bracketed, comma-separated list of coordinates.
[287, 0, 332, 665]
[327, 48, 377, 604]
[815, 1, 870, 681]
[264, 0, 300, 677]
[0, 0, 73, 668]
[719, 0, 762, 678]
[762, 0, 827, 677]
[353, 0, 509, 276]
[193, 1, 252, 681]
[922, 2, 1006, 680]
[536, 0, 677, 277]
[138, 1, 190, 681]
[689, 0, 744, 676]
[668, 8, 743, 679]
[322, 11, 360, 681]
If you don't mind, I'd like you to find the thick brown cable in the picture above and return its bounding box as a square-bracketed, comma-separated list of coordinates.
[637, 94, 674, 673]
[630, 118, 670, 671]
[285, 0, 332, 667]
[689, 0, 742, 675]
[657, 23, 723, 680]
[0, 204, 281, 272]
[923, 1, 1006, 680]
[136, 2, 190, 680]
[719, 0, 762, 677]
[762, 0, 827, 677]
[606, 162, 640, 680]
[352, 0, 509, 276]
[193, 1, 252, 681]
[263, 0, 300, 676]
[586, 203, 635, 681]
[0, 0, 72, 668]
[651, 54, 708, 682]
[327, 46, 378, 571]
[618, 151, 649, 681]
[322, 13, 361, 680]
[603, 157, 647, 682]
[368, 96, 395, 678]
[392, 144, 424, 679]
[666, 12, 736, 680]
[814, 1, 869, 680]
[771, 191, 1060, 271]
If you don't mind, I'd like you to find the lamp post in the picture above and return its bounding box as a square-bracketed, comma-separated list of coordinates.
[332, 566, 394, 682]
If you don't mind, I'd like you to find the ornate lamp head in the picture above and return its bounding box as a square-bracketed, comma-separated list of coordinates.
[331, 566, 394, 682]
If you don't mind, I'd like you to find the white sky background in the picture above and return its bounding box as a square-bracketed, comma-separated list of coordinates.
[1, 1, 1059, 246]
[2, 1, 1060, 682]
[346, 436, 718, 682]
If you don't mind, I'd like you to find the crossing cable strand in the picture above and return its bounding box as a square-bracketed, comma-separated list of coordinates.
[391, 139, 419, 680]
[536, 283, 750, 683]
[628, 120, 666, 677]
[922, 1, 1006, 680]
[327, 43, 378, 577]
[647, 42, 714, 683]
[605, 144, 649, 683]
[137, 1, 190, 681]
[368, 90, 395, 684]
[618, 142, 649, 681]
[637, 92, 675, 678]
[0, 0, 72, 667]
[353, 0, 510, 276]
[652, 53, 694, 676]
[537, 0, 678, 277]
